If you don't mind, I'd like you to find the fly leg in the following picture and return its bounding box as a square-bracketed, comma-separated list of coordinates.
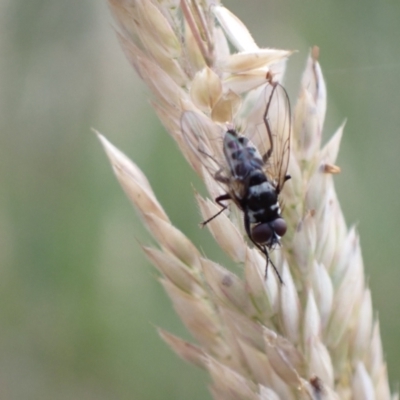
[201, 193, 231, 227]
[261, 245, 283, 284]
[262, 82, 279, 161]
[244, 213, 284, 284]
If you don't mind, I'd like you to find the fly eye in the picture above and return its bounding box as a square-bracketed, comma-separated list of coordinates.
[251, 218, 287, 245]
[251, 223, 273, 244]
[271, 218, 287, 237]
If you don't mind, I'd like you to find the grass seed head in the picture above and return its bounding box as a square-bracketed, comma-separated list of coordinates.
[100, 1, 394, 398]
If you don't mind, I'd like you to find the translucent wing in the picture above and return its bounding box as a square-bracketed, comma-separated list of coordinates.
[263, 82, 291, 193]
[245, 81, 291, 194]
[180, 110, 227, 181]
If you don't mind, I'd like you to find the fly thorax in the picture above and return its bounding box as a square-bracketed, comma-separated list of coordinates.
[224, 131, 264, 178]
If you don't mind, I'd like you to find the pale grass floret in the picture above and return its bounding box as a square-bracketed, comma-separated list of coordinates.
[99, 1, 395, 399]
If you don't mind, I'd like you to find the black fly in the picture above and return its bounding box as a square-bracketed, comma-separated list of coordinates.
[181, 77, 291, 283]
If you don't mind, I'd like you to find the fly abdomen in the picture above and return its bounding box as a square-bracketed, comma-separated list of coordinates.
[246, 171, 278, 215]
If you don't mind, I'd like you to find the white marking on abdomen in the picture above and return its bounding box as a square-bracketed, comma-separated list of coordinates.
[249, 182, 272, 196]
[271, 203, 281, 214]
[270, 203, 279, 211]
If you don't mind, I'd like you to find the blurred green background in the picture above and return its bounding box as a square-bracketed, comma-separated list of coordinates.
[2, 0, 400, 398]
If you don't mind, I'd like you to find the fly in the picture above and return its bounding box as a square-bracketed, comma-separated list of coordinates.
[181, 77, 291, 283]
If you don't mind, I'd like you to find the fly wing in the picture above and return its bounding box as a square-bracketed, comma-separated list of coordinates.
[245, 82, 291, 194]
[180, 110, 228, 182]
[263, 82, 291, 193]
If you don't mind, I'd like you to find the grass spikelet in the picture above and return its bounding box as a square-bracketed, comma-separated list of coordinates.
[99, 1, 395, 398]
